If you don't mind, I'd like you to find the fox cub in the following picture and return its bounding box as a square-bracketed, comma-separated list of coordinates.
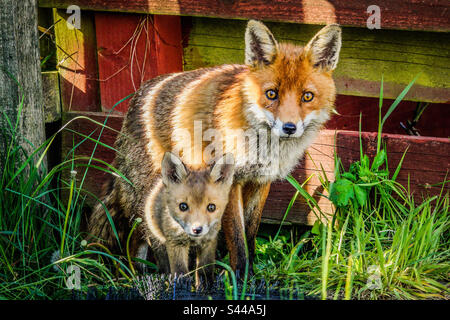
[143, 152, 235, 281]
[88, 20, 341, 274]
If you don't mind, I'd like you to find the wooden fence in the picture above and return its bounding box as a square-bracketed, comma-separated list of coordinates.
[38, 0, 450, 225]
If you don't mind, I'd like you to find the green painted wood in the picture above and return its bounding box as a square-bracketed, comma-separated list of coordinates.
[183, 18, 450, 103]
[42, 71, 61, 123]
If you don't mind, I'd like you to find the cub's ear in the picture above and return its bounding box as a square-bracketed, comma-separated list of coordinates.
[210, 153, 235, 184]
[305, 24, 342, 71]
[161, 152, 188, 185]
[245, 20, 278, 67]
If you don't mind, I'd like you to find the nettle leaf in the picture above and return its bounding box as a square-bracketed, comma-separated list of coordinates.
[349, 162, 360, 176]
[371, 149, 386, 170]
[330, 178, 355, 207]
[377, 169, 389, 178]
[358, 166, 372, 182]
[341, 172, 357, 182]
[311, 220, 322, 235]
[353, 184, 367, 207]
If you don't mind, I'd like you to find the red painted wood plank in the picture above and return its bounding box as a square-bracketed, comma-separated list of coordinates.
[328, 95, 450, 138]
[62, 112, 123, 196]
[95, 13, 183, 113]
[152, 15, 183, 75]
[62, 112, 449, 225]
[95, 13, 156, 113]
[263, 130, 450, 224]
[40, 0, 450, 32]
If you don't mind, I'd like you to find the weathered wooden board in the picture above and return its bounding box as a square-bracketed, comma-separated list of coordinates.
[95, 13, 182, 113]
[61, 111, 449, 225]
[95, 12, 156, 113]
[328, 95, 450, 138]
[151, 15, 183, 75]
[38, 0, 450, 32]
[61, 112, 123, 198]
[41, 71, 61, 123]
[335, 131, 450, 196]
[1, 0, 46, 168]
[53, 9, 100, 112]
[182, 17, 450, 103]
[263, 130, 450, 225]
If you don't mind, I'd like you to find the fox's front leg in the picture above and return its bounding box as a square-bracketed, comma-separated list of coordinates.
[196, 239, 217, 287]
[222, 183, 247, 276]
[242, 182, 271, 274]
[166, 243, 189, 276]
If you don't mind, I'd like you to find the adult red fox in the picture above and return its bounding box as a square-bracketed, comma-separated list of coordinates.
[88, 20, 341, 275]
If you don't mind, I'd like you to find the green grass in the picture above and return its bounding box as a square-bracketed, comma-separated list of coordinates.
[251, 77, 449, 300]
[0, 77, 448, 300]
[0, 89, 137, 299]
[252, 184, 449, 299]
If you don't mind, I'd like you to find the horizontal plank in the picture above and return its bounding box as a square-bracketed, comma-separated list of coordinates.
[183, 17, 450, 103]
[41, 71, 61, 123]
[61, 111, 449, 225]
[38, 0, 450, 32]
[328, 95, 450, 138]
[262, 130, 450, 224]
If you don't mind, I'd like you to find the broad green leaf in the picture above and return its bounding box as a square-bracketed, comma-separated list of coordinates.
[353, 184, 367, 207]
[341, 172, 357, 182]
[359, 166, 372, 183]
[330, 178, 354, 207]
[312, 220, 322, 235]
[349, 162, 360, 176]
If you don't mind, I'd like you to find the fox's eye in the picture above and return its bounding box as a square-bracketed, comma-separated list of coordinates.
[179, 202, 189, 211]
[302, 92, 314, 102]
[265, 89, 278, 100]
[207, 204, 216, 212]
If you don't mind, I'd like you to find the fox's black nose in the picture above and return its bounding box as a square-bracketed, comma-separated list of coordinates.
[282, 122, 297, 135]
[192, 226, 203, 235]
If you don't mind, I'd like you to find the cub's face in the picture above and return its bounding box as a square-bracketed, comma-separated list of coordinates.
[161, 152, 235, 238]
[166, 177, 232, 238]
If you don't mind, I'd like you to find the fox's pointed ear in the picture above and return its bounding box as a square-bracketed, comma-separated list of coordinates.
[161, 152, 188, 184]
[305, 24, 342, 71]
[210, 153, 235, 184]
[245, 20, 278, 67]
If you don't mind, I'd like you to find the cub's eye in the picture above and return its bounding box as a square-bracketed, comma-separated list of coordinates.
[207, 204, 216, 212]
[179, 202, 189, 212]
[302, 91, 314, 102]
[265, 89, 278, 100]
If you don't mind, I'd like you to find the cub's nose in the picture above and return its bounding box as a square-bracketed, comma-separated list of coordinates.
[192, 226, 203, 235]
[282, 122, 297, 135]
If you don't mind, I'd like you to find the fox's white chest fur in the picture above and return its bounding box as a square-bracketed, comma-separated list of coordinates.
[233, 114, 328, 184]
